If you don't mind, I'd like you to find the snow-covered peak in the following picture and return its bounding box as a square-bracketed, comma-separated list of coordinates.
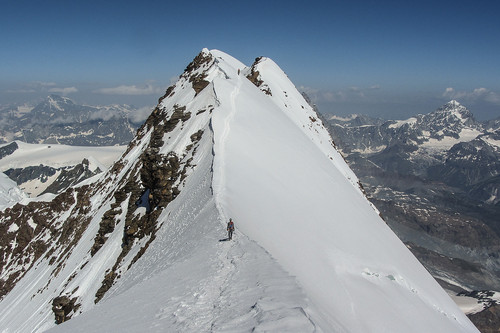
[0, 49, 478, 333]
[432, 100, 475, 124]
[46, 94, 74, 111]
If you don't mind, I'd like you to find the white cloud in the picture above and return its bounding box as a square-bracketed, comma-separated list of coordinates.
[95, 84, 163, 95]
[89, 109, 121, 122]
[443, 87, 500, 104]
[48, 87, 78, 95]
[472, 87, 488, 97]
[130, 106, 154, 123]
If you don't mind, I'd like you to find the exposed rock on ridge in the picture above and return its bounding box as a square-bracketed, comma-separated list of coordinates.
[0, 50, 212, 315]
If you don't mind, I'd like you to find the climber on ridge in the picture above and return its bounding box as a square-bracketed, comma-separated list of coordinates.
[227, 218, 235, 240]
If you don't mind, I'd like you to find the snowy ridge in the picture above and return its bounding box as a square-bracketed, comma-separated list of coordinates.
[208, 51, 476, 332]
[0, 49, 478, 332]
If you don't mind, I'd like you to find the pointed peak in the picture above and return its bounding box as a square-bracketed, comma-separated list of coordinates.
[246, 56, 277, 95]
[183, 49, 215, 75]
[46, 94, 74, 104]
[447, 100, 462, 107]
[427, 100, 477, 127]
[436, 99, 469, 114]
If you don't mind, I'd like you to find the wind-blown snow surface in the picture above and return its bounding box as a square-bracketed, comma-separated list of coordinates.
[0, 49, 477, 332]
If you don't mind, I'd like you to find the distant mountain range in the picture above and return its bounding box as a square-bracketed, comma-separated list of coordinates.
[324, 100, 500, 297]
[0, 95, 141, 146]
[0, 95, 137, 199]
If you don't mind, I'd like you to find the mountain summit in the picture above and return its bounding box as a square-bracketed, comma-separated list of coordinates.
[421, 99, 478, 133]
[0, 49, 478, 332]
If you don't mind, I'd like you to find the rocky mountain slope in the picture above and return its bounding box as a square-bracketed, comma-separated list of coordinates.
[0, 50, 478, 332]
[324, 100, 500, 329]
[0, 95, 139, 146]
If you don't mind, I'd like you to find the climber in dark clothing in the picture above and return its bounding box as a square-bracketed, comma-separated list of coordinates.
[227, 218, 235, 240]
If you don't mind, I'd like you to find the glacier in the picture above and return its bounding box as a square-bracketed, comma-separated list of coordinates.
[0, 49, 478, 332]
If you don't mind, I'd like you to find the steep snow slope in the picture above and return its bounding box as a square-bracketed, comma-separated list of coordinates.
[48, 126, 317, 333]
[0, 49, 478, 332]
[209, 51, 476, 331]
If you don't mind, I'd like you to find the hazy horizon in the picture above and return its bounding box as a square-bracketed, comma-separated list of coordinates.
[2, 1, 499, 121]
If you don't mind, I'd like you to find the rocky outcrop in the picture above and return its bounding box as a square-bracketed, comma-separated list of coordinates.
[246, 57, 272, 96]
[42, 159, 101, 195]
[0, 186, 91, 299]
[52, 295, 79, 324]
[0, 142, 18, 159]
[182, 51, 213, 95]
[468, 304, 500, 333]
[5, 165, 57, 186]
[4, 159, 102, 197]
[93, 97, 202, 303]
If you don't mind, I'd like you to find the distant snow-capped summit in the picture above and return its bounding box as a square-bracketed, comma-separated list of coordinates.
[0, 95, 139, 145]
[421, 100, 479, 134]
[45, 94, 75, 111]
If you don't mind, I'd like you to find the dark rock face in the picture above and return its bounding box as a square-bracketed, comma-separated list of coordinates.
[182, 51, 213, 95]
[0, 142, 18, 159]
[467, 304, 500, 333]
[5, 165, 57, 186]
[4, 159, 102, 196]
[246, 57, 272, 96]
[427, 138, 500, 189]
[52, 295, 79, 324]
[407, 243, 500, 291]
[0, 187, 90, 299]
[42, 159, 101, 195]
[246, 57, 265, 87]
[93, 91, 203, 304]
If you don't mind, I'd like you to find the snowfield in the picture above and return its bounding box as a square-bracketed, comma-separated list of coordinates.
[0, 49, 479, 332]
[0, 141, 126, 172]
[0, 141, 126, 200]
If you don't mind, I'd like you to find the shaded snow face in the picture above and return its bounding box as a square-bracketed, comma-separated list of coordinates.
[0, 49, 479, 333]
[0, 172, 28, 210]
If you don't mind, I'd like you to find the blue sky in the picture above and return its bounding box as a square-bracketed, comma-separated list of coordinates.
[1, 0, 499, 120]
